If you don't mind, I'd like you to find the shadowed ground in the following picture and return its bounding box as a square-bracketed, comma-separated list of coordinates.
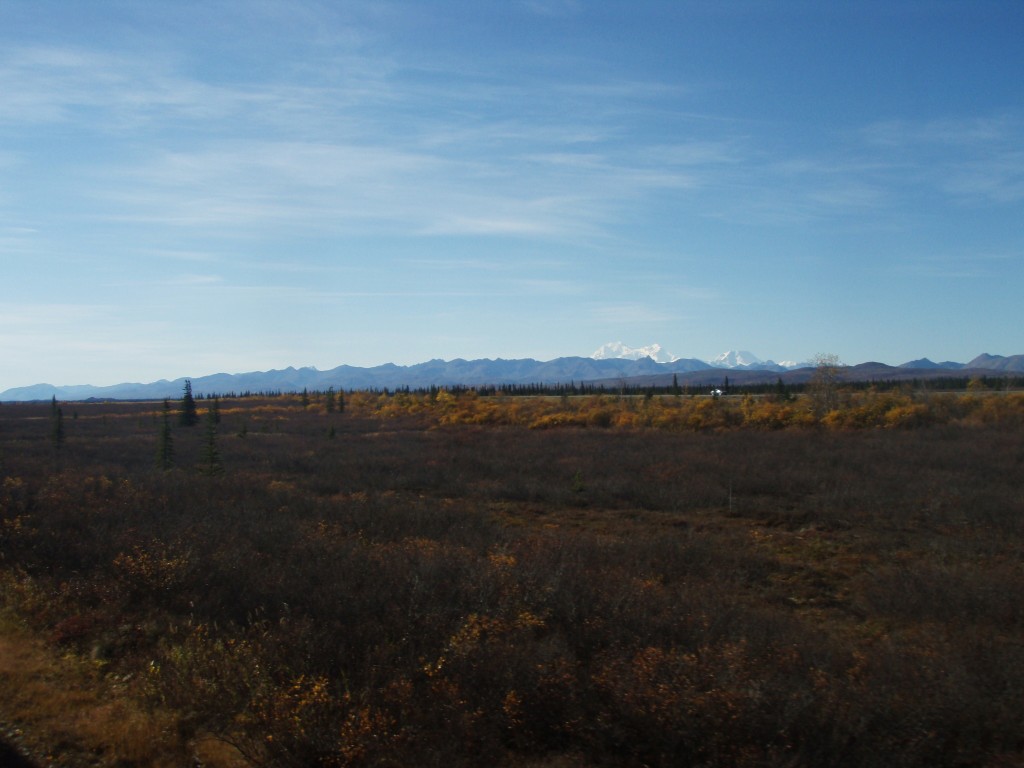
[0, 738, 38, 768]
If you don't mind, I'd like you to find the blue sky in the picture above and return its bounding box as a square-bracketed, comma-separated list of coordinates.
[2, 1, 1022, 390]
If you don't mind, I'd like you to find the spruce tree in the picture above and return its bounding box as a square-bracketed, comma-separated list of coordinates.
[179, 379, 199, 427]
[51, 405, 65, 448]
[325, 386, 336, 413]
[200, 407, 223, 475]
[775, 377, 790, 401]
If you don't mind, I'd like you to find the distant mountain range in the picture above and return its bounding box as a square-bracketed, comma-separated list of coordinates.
[2, 346, 1022, 402]
[590, 342, 801, 370]
[591, 341, 679, 364]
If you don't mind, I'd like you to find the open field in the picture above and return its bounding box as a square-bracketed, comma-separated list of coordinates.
[1, 391, 1023, 766]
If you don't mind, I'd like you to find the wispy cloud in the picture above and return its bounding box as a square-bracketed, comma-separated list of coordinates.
[166, 274, 223, 286]
[860, 115, 1024, 205]
[893, 250, 1021, 280]
[144, 248, 221, 263]
[9, 35, 1016, 242]
[0, 302, 113, 327]
[509, 277, 588, 296]
[0, 33, 740, 245]
[398, 257, 514, 272]
[942, 149, 1024, 204]
[0, 46, 240, 127]
[0, 38, 396, 138]
[79, 129, 714, 241]
[0, 224, 42, 257]
[863, 116, 1017, 147]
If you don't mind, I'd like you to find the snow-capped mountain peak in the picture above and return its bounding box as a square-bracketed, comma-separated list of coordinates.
[590, 344, 802, 370]
[710, 350, 762, 368]
[591, 341, 679, 363]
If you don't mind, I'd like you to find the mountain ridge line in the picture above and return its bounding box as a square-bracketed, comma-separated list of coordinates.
[3, 352, 1023, 402]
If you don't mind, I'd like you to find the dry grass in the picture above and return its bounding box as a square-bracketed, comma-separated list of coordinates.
[0, 611, 246, 767]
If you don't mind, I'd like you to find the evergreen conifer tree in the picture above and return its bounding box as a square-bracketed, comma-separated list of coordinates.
[51, 405, 65, 448]
[775, 377, 789, 401]
[200, 407, 223, 475]
[179, 379, 199, 427]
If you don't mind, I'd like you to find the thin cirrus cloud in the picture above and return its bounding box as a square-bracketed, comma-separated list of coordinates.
[894, 250, 1021, 281]
[0, 302, 114, 329]
[862, 116, 1017, 148]
[0, 52, 713, 242]
[0, 43, 396, 142]
[4, 39, 1016, 243]
[941, 151, 1024, 205]
[3, 36, 852, 254]
[860, 115, 1024, 205]
[0, 46, 242, 126]
[0, 39, 737, 240]
[96, 147, 604, 240]
[90, 134, 711, 241]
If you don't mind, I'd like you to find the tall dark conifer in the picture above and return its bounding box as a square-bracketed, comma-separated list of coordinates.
[179, 379, 199, 427]
[51, 405, 65, 448]
[200, 407, 223, 475]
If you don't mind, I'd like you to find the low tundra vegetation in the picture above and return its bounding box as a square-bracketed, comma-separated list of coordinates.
[0, 389, 1022, 766]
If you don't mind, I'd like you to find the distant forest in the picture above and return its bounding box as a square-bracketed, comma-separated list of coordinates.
[187, 374, 1024, 402]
